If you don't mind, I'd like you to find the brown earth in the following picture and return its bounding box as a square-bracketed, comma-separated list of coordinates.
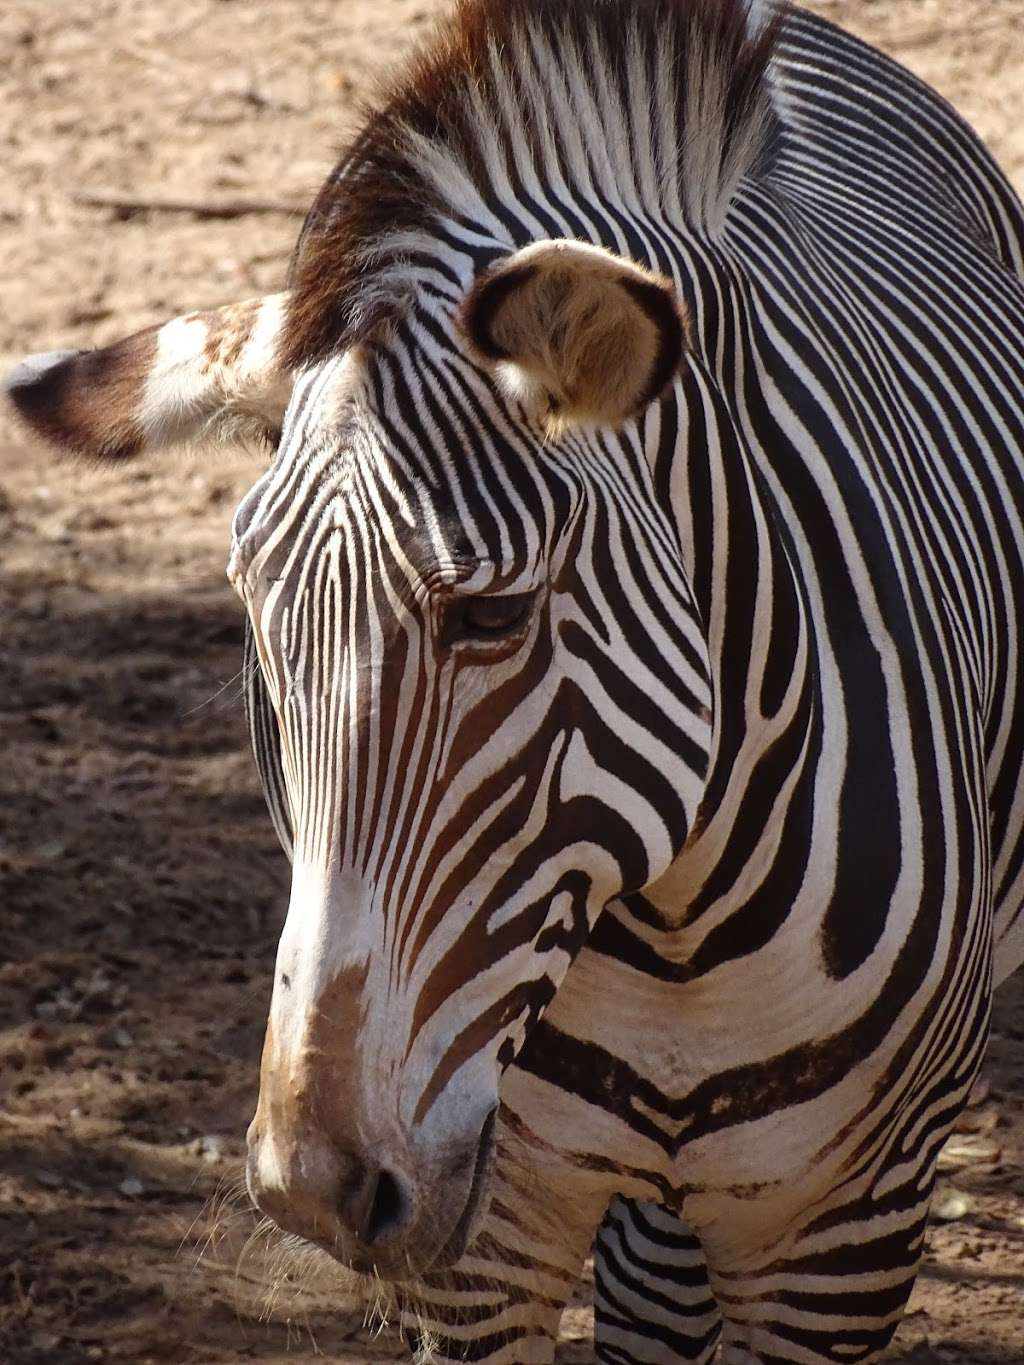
[2, 2, 1024, 1362]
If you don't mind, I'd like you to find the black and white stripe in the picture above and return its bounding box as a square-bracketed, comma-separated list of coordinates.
[235, 3, 1024, 1361]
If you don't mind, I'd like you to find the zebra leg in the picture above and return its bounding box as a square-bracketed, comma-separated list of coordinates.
[594, 1196, 721, 1364]
[694, 1177, 935, 1364]
[397, 1134, 610, 1364]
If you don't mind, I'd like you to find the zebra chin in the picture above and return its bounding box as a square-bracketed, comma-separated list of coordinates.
[245, 1104, 498, 1280]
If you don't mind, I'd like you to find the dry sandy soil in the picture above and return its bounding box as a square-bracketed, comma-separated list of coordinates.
[2, 2, 1024, 1362]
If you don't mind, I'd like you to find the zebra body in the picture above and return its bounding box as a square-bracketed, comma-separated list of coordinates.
[8, 2, 1024, 1361]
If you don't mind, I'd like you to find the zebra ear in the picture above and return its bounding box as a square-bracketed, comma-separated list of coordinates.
[459, 240, 689, 431]
[4, 293, 293, 461]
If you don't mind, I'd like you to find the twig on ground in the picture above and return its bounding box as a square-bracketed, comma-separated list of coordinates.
[72, 190, 305, 220]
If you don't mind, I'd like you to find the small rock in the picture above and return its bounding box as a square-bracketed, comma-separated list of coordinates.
[82, 969, 113, 997]
[112, 1027, 133, 1049]
[953, 1104, 1000, 1136]
[119, 1177, 144, 1198]
[37, 1171, 63, 1189]
[22, 591, 49, 619]
[192, 1133, 227, 1163]
[63, 507, 116, 533]
[34, 985, 81, 1021]
[937, 1135, 1002, 1172]
[932, 1190, 973, 1222]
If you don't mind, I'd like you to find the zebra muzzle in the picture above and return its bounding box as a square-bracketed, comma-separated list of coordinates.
[245, 1104, 498, 1277]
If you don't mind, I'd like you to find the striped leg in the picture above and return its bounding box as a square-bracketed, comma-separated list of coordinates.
[396, 1135, 609, 1364]
[595, 1197, 721, 1364]
[700, 1177, 935, 1364]
[701, 1037, 989, 1364]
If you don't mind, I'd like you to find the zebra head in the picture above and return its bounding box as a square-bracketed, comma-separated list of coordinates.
[6, 245, 713, 1277]
[236, 240, 713, 1274]
[3, 0, 785, 1276]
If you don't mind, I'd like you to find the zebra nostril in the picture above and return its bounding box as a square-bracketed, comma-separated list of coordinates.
[365, 1168, 406, 1245]
[341, 1165, 408, 1246]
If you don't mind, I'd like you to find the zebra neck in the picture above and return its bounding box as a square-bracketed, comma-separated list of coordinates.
[638, 357, 814, 927]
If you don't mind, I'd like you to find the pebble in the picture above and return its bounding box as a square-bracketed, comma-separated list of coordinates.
[937, 1134, 1002, 1172]
[22, 591, 49, 619]
[932, 1190, 974, 1222]
[63, 507, 116, 533]
[118, 1177, 144, 1198]
[192, 1133, 227, 1163]
[953, 1104, 1000, 1136]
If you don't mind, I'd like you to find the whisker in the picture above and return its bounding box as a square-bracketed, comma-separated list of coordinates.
[180, 660, 254, 718]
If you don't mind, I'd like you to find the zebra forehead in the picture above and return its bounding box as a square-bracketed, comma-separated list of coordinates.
[281, 0, 785, 373]
[231, 392, 519, 599]
[271, 339, 548, 495]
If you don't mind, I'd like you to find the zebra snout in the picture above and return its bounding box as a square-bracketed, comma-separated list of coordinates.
[245, 1105, 497, 1275]
[245, 1122, 415, 1262]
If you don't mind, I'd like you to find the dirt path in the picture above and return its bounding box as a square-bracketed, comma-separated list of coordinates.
[2, 3, 1023, 1362]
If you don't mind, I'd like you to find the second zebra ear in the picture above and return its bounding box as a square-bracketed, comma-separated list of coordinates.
[5, 294, 292, 462]
[459, 240, 689, 432]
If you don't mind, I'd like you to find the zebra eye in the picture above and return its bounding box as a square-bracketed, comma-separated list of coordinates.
[444, 591, 535, 644]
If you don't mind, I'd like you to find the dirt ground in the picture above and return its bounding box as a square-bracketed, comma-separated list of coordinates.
[2, 2, 1024, 1362]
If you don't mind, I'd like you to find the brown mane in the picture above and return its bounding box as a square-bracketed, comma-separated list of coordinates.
[281, 0, 784, 373]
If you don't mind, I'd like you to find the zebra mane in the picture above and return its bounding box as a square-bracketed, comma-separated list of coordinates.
[283, 0, 785, 370]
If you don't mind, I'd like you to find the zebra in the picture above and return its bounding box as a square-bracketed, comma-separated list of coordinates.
[8, 0, 1024, 1361]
